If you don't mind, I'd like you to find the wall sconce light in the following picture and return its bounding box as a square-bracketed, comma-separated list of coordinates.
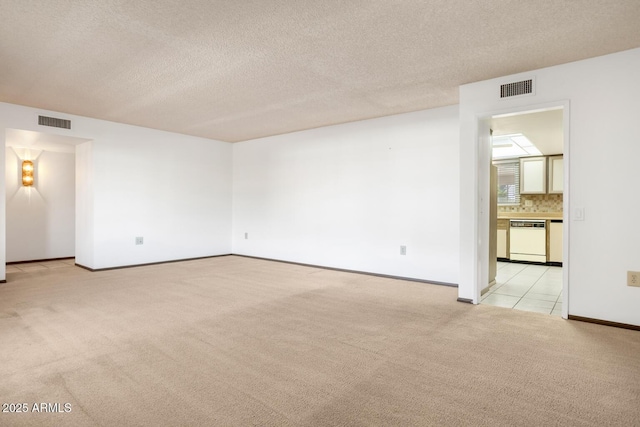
[22, 160, 34, 186]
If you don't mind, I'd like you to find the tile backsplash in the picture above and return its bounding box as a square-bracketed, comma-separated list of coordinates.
[498, 194, 563, 213]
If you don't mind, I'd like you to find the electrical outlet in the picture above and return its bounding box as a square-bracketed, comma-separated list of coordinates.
[135, 236, 144, 245]
[400, 245, 407, 255]
[628, 271, 640, 287]
[245, 232, 248, 240]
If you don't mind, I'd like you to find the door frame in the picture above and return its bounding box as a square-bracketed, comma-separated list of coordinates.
[474, 100, 570, 318]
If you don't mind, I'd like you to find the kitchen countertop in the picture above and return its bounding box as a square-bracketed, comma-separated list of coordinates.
[498, 212, 563, 220]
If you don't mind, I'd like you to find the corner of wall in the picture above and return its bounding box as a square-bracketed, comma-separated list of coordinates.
[0, 129, 6, 280]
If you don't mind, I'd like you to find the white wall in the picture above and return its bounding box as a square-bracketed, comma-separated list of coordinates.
[75, 141, 94, 268]
[459, 48, 640, 326]
[89, 126, 232, 269]
[0, 131, 5, 280]
[233, 106, 460, 284]
[0, 102, 233, 271]
[6, 148, 75, 262]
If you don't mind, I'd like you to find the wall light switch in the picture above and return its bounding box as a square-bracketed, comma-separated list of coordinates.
[135, 236, 144, 245]
[244, 232, 248, 240]
[400, 245, 407, 255]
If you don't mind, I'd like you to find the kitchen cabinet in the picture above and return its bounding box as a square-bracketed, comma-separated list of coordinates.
[497, 219, 509, 259]
[520, 156, 547, 194]
[548, 155, 563, 194]
[548, 220, 563, 263]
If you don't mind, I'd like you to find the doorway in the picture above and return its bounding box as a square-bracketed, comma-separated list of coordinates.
[4, 129, 90, 275]
[477, 105, 569, 317]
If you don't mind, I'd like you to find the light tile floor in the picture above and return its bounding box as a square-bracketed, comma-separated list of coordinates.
[482, 262, 563, 316]
[6, 258, 76, 273]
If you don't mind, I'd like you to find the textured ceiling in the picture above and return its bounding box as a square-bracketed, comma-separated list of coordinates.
[1, 1, 639, 142]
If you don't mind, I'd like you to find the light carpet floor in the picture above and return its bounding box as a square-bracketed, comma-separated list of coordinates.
[1, 255, 638, 426]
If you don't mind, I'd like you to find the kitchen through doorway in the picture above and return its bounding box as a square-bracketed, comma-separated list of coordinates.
[481, 107, 566, 316]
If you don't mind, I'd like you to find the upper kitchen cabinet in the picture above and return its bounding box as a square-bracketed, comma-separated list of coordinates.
[520, 156, 547, 194]
[548, 155, 564, 194]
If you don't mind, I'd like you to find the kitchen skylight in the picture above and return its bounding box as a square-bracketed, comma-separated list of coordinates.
[492, 133, 542, 159]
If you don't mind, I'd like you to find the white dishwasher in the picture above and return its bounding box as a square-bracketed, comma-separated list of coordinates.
[509, 220, 546, 263]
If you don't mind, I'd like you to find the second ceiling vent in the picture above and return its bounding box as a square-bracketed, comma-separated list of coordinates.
[38, 115, 71, 129]
[500, 79, 533, 98]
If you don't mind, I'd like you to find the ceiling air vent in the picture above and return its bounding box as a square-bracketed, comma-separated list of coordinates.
[38, 115, 71, 129]
[500, 79, 533, 98]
